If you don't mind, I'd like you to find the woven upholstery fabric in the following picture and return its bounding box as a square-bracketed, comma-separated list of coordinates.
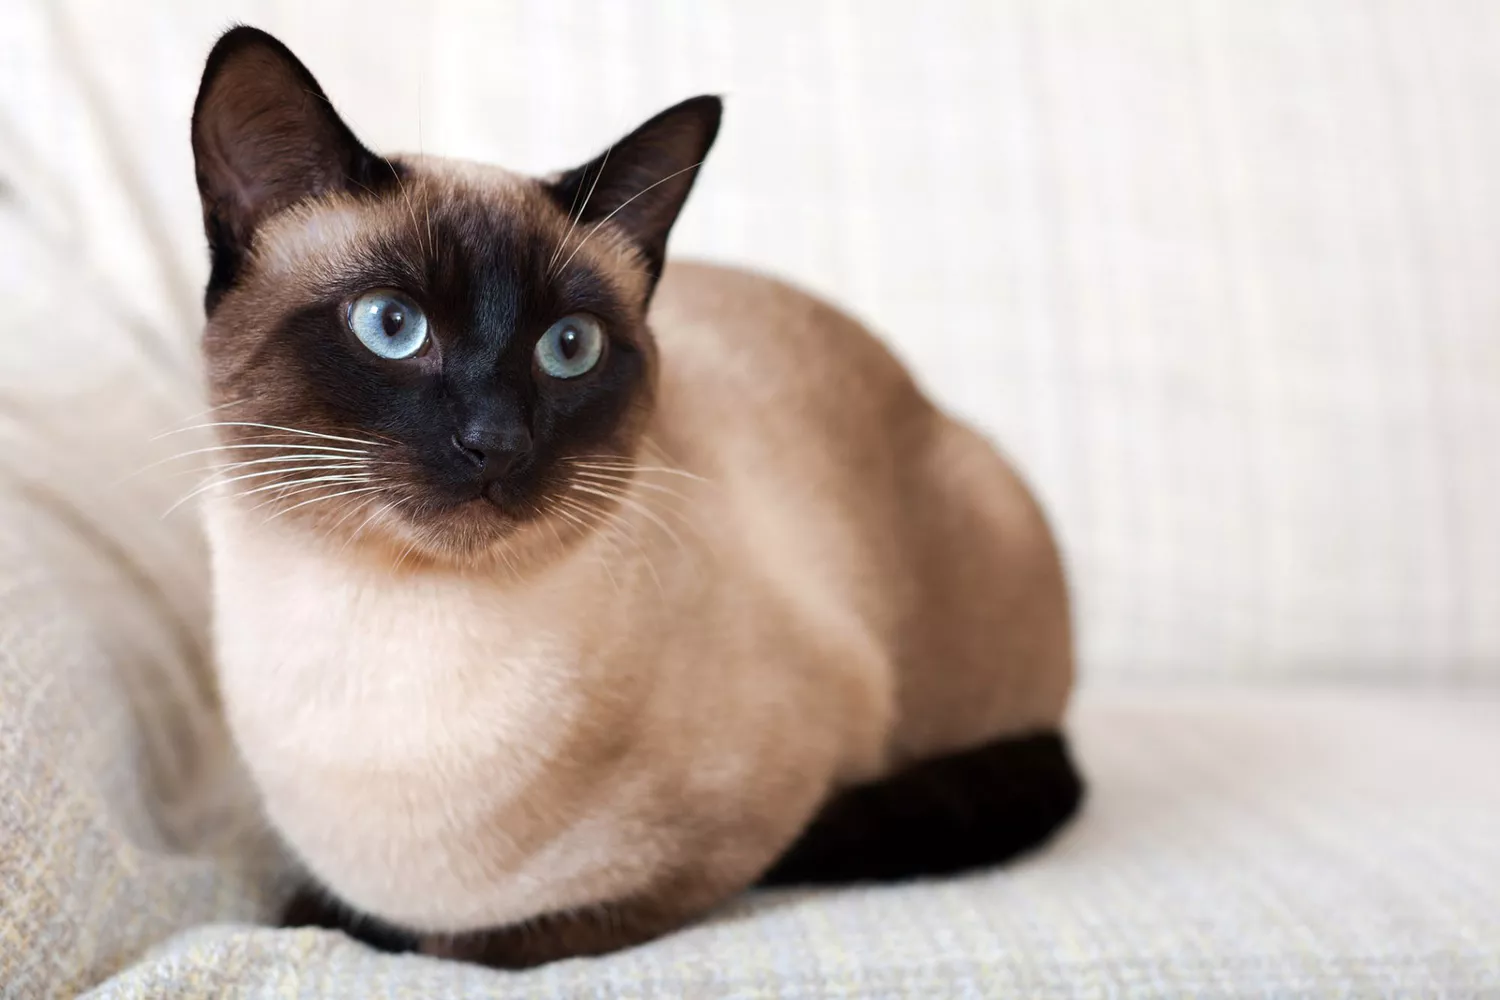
[4, 0, 1500, 681]
[5, 682, 1493, 999]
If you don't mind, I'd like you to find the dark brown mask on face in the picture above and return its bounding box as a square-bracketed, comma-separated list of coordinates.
[190, 27, 719, 564]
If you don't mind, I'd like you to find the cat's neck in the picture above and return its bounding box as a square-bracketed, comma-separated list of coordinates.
[203, 478, 697, 602]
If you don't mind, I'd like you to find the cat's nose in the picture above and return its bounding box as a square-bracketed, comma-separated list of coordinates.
[452, 426, 531, 482]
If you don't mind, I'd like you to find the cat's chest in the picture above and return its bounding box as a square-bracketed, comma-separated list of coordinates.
[206, 516, 589, 781]
[204, 511, 666, 927]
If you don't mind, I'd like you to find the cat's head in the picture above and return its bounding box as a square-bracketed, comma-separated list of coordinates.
[190, 26, 718, 565]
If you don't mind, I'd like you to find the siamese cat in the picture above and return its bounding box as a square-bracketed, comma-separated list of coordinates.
[191, 26, 1081, 968]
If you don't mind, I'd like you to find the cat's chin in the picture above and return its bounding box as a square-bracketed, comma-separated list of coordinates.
[318, 493, 584, 573]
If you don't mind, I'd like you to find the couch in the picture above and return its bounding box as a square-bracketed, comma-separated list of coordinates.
[2, 2, 1497, 996]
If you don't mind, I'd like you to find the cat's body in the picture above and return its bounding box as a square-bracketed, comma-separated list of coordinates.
[191, 29, 1079, 967]
[210, 260, 1071, 933]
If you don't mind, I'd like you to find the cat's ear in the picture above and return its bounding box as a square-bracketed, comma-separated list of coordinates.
[547, 96, 722, 290]
[191, 26, 395, 311]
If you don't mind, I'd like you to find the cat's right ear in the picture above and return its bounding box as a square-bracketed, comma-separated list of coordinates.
[191, 26, 395, 312]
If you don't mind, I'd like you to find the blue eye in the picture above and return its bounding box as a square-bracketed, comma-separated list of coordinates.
[348, 289, 429, 359]
[535, 315, 605, 379]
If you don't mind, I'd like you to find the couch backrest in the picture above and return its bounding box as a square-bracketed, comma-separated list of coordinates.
[4, 0, 1497, 682]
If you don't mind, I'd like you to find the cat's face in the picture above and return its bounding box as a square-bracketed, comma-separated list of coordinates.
[190, 28, 718, 565]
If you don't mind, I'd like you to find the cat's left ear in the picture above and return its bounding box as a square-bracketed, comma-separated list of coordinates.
[546, 96, 722, 291]
[191, 26, 396, 311]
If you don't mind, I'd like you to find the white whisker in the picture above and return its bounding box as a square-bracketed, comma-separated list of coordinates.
[568, 469, 693, 503]
[323, 491, 383, 539]
[339, 496, 408, 556]
[391, 159, 429, 260]
[237, 473, 373, 500]
[163, 464, 375, 517]
[566, 459, 706, 482]
[390, 531, 424, 573]
[163, 441, 374, 460]
[266, 484, 389, 521]
[557, 495, 660, 597]
[243, 477, 376, 512]
[121, 444, 378, 485]
[548, 143, 613, 278]
[553, 159, 707, 277]
[149, 397, 248, 436]
[495, 533, 522, 581]
[159, 455, 381, 481]
[152, 421, 389, 448]
[570, 472, 704, 543]
[536, 502, 570, 554]
[548, 499, 622, 597]
[569, 482, 686, 552]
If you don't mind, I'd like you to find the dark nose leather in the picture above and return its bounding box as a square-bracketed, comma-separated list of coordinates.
[453, 425, 531, 482]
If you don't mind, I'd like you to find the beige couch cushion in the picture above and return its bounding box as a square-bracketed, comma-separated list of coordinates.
[8, 661, 1497, 997]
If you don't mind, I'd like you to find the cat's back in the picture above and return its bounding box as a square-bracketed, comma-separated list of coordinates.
[646, 260, 934, 528]
[645, 261, 931, 636]
[650, 262, 928, 436]
[649, 262, 1073, 762]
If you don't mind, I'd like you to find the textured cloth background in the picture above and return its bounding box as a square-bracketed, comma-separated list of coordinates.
[9, 679, 1497, 999]
[3, 0, 1499, 681]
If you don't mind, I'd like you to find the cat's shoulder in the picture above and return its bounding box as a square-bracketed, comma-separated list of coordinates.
[653, 260, 844, 321]
[651, 260, 918, 394]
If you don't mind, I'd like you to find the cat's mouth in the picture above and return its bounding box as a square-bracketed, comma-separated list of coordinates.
[481, 480, 511, 510]
[422, 471, 549, 529]
[433, 482, 522, 521]
[413, 450, 541, 519]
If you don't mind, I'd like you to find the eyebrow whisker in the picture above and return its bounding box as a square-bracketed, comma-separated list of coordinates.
[547, 142, 614, 280]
